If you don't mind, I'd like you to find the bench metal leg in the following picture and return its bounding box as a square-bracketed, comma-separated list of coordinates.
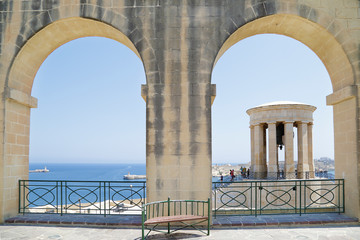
[142, 223, 144, 240]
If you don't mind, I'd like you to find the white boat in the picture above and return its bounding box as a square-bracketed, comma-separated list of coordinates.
[29, 166, 49, 173]
[123, 172, 146, 180]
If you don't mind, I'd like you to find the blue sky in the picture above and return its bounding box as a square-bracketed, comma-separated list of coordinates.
[30, 34, 333, 164]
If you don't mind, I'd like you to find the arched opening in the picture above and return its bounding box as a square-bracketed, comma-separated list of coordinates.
[212, 34, 332, 177]
[3, 17, 145, 218]
[29, 36, 146, 180]
[213, 14, 357, 217]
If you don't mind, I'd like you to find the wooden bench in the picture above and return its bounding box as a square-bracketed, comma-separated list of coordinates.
[141, 198, 210, 239]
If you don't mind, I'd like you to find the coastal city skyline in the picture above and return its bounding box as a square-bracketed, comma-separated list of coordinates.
[30, 34, 333, 164]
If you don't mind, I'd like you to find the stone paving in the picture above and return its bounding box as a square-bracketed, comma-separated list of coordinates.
[5, 213, 358, 228]
[1, 224, 360, 240]
[1, 213, 359, 239]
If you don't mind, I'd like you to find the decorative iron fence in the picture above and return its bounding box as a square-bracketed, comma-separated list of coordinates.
[241, 171, 334, 180]
[19, 180, 146, 216]
[19, 179, 344, 217]
[212, 179, 344, 217]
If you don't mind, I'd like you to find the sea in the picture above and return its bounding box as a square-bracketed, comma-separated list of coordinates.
[27, 163, 149, 208]
[29, 162, 147, 181]
[29, 162, 221, 182]
[29, 162, 333, 182]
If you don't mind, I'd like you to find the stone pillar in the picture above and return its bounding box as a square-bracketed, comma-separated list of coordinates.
[297, 122, 309, 179]
[267, 122, 278, 179]
[263, 126, 267, 175]
[146, 80, 212, 203]
[250, 125, 255, 176]
[253, 124, 267, 178]
[284, 122, 295, 178]
[307, 123, 315, 178]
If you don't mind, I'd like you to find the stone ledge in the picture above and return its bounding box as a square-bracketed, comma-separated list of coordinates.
[4, 87, 38, 108]
[326, 85, 357, 106]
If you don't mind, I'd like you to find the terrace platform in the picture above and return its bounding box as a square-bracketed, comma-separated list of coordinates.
[4, 213, 358, 228]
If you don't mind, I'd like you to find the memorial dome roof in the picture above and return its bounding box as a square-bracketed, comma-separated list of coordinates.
[256, 101, 307, 107]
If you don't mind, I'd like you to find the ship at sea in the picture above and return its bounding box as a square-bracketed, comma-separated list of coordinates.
[123, 172, 146, 180]
[29, 166, 49, 173]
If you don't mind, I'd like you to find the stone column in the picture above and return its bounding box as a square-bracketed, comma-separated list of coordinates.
[263, 126, 267, 175]
[267, 122, 278, 179]
[297, 122, 309, 179]
[253, 124, 267, 178]
[250, 125, 255, 177]
[307, 123, 315, 178]
[284, 122, 295, 178]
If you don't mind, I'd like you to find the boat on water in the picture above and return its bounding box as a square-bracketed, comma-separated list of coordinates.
[29, 166, 49, 173]
[123, 172, 146, 180]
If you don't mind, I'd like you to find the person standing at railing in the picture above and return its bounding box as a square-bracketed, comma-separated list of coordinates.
[230, 169, 235, 181]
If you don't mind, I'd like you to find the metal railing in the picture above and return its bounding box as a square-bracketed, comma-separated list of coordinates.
[19, 179, 344, 217]
[19, 180, 146, 216]
[242, 171, 334, 180]
[212, 179, 344, 217]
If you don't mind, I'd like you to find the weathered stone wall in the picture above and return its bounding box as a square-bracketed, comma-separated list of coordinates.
[0, 0, 359, 222]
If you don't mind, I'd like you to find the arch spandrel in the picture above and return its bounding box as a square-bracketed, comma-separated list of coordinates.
[214, 13, 356, 93]
[7, 17, 146, 95]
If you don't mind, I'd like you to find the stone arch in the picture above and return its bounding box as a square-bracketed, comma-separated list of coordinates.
[215, 13, 356, 92]
[1, 17, 147, 220]
[7, 17, 144, 94]
[213, 11, 359, 217]
[4, 2, 160, 88]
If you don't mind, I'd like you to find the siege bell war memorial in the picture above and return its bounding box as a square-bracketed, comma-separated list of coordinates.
[0, 0, 360, 233]
[247, 101, 316, 179]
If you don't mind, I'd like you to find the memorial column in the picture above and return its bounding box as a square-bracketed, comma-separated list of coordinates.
[307, 123, 315, 178]
[250, 125, 255, 178]
[268, 122, 278, 178]
[284, 122, 295, 178]
[297, 122, 309, 179]
[253, 124, 266, 178]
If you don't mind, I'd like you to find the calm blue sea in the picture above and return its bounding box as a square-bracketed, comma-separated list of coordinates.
[29, 163, 221, 181]
[29, 163, 146, 181]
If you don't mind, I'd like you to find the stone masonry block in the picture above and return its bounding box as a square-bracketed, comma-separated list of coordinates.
[336, 8, 358, 18]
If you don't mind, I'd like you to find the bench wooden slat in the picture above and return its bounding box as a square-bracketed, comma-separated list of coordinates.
[144, 215, 208, 225]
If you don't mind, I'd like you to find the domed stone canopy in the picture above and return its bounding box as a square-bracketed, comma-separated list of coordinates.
[246, 101, 316, 126]
[247, 101, 316, 180]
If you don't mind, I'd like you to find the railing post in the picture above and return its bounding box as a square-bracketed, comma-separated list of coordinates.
[342, 179, 345, 213]
[108, 182, 111, 214]
[299, 181, 302, 216]
[250, 182, 253, 215]
[255, 181, 257, 217]
[103, 181, 106, 217]
[207, 198, 210, 236]
[60, 181, 63, 216]
[167, 197, 170, 234]
[214, 183, 217, 218]
[22, 180, 26, 215]
[303, 180, 306, 214]
[18, 180, 21, 214]
[56, 181, 58, 214]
